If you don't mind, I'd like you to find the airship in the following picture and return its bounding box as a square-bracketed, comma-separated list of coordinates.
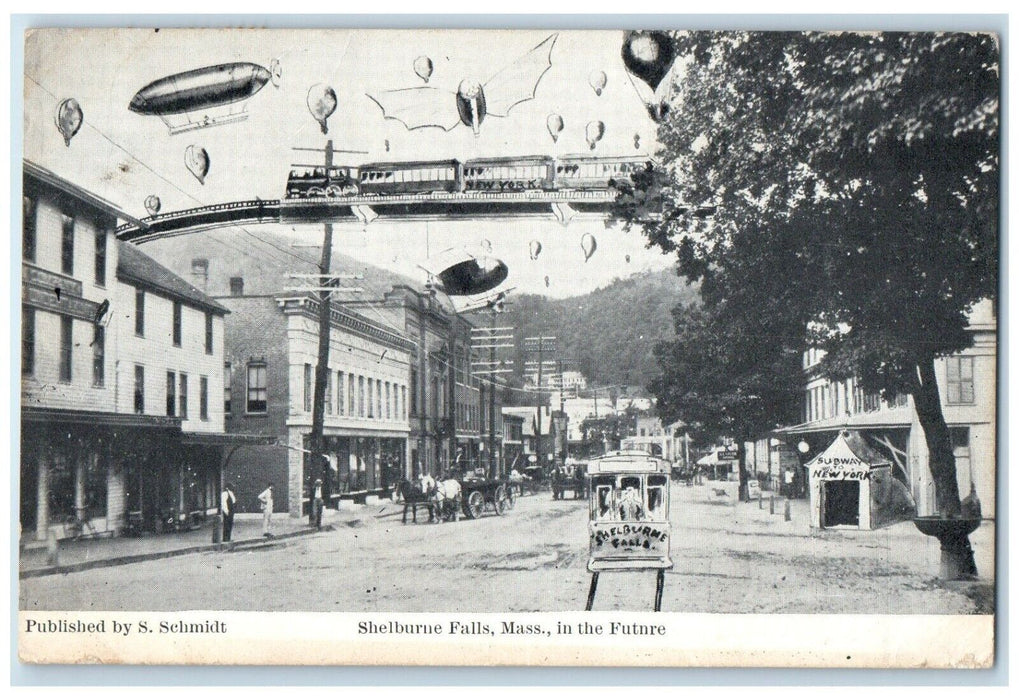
[129, 62, 272, 134]
[424, 247, 510, 297]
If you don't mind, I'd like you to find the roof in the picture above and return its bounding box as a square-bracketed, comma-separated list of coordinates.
[24, 160, 147, 228]
[117, 241, 230, 315]
[806, 430, 891, 469]
[773, 405, 914, 435]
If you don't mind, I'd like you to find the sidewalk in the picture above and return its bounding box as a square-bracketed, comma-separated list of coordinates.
[18, 508, 362, 579]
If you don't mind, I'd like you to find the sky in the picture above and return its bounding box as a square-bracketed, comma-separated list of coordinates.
[23, 27, 680, 299]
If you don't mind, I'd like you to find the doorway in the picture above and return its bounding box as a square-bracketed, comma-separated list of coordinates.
[823, 480, 860, 527]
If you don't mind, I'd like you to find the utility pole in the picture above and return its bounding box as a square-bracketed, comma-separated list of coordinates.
[523, 336, 556, 470]
[471, 316, 514, 479]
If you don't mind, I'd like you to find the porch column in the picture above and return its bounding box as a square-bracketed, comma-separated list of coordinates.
[74, 454, 87, 523]
[36, 450, 50, 541]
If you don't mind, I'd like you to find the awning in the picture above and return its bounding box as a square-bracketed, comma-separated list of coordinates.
[22, 407, 181, 430]
[774, 407, 913, 436]
[181, 432, 279, 447]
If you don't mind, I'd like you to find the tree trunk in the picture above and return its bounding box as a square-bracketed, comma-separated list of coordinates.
[912, 355, 977, 578]
[737, 440, 750, 502]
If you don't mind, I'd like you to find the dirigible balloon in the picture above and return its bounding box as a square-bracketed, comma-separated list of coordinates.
[129, 62, 271, 133]
[413, 56, 434, 83]
[55, 98, 83, 146]
[621, 30, 677, 122]
[436, 253, 510, 296]
[368, 34, 557, 137]
[589, 70, 607, 96]
[581, 233, 598, 262]
[307, 84, 338, 134]
[528, 240, 542, 261]
[184, 145, 210, 185]
[546, 113, 564, 143]
[585, 120, 605, 150]
[144, 195, 161, 216]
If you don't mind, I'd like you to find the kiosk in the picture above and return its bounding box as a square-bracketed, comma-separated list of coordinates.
[585, 451, 673, 611]
[807, 430, 915, 530]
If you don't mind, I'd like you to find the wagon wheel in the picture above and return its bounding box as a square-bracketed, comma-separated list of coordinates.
[494, 486, 508, 515]
[466, 490, 485, 519]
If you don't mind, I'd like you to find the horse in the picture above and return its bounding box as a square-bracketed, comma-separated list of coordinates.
[398, 479, 436, 524]
[431, 479, 462, 522]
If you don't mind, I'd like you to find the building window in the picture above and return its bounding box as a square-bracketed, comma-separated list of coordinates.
[135, 288, 145, 336]
[205, 312, 213, 354]
[377, 379, 383, 420]
[92, 325, 105, 387]
[325, 372, 333, 415]
[172, 302, 182, 347]
[304, 363, 313, 413]
[134, 365, 145, 414]
[247, 362, 268, 413]
[402, 386, 407, 419]
[385, 382, 391, 420]
[22, 307, 34, 376]
[61, 213, 74, 275]
[166, 371, 177, 416]
[94, 230, 107, 286]
[358, 376, 365, 417]
[337, 371, 345, 415]
[367, 379, 374, 418]
[59, 316, 73, 382]
[224, 362, 232, 414]
[200, 376, 209, 421]
[348, 372, 355, 415]
[946, 356, 975, 404]
[229, 277, 244, 295]
[179, 373, 189, 419]
[410, 367, 419, 416]
[22, 196, 36, 262]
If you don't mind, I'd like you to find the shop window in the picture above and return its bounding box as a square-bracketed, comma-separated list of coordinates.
[84, 454, 108, 520]
[59, 316, 73, 383]
[22, 195, 36, 262]
[94, 230, 107, 286]
[946, 357, 975, 404]
[61, 213, 74, 275]
[247, 362, 267, 413]
[22, 307, 34, 376]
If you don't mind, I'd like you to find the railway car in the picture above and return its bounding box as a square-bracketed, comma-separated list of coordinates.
[462, 156, 555, 193]
[285, 165, 359, 199]
[555, 155, 653, 190]
[358, 159, 462, 196]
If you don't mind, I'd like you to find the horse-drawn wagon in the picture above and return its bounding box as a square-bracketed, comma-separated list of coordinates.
[397, 474, 513, 523]
[552, 463, 587, 500]
[459, 476, 515, 519]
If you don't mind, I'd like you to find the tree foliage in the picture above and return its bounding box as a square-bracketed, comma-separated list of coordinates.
[612, 31, 999, 517]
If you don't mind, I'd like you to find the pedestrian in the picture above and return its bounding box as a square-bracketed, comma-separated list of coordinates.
[312, 478, 324, 530]
[258, 483, 274, 538]
[221, 482, 237, 542]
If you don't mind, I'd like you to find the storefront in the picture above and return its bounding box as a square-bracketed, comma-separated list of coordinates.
[321, 434, 407, 500]
[807, 430, 915, 530]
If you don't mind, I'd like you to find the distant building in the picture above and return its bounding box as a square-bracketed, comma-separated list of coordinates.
[620, 417, 687, 463]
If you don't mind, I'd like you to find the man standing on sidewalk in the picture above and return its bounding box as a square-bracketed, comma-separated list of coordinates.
[221, 482, 237, 542]
[258, 483, 274, 538]
[311, 478, 324, 530]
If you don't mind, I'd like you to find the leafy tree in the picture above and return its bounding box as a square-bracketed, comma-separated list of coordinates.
[613, 31, 998, 573]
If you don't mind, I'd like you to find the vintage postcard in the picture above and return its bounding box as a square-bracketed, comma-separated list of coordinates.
[16, 25, 997, 667]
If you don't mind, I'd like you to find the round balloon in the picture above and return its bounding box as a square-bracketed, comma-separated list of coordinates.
[621, 30, 677, 122]
[581, 233, 598, 262]
[585, 120, 605, 150]
[589, 70, 607, 96]
[184, 145, 210, 185]
[546, 113, 564, 143]
[528, 240, 542, 261]
[55, 98, 83, 147]
[144, 195, 161, 216]
[413, 56, 433, 83]
[307, 84, 338, 135]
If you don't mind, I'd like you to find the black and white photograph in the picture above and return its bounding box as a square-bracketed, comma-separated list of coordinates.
[14, 22, 999, 667]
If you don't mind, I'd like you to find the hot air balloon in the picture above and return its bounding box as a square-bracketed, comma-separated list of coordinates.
[528, 240, 542, 261]
[55, 98, 83, 147]
[585, 120, 605, 150]
[481, 239, 492, 253]
[581, 233, 598, 262]
[269, 58, 283, 88]
[625, 254, 631, 264]
[589, 70, 607, 96]
[184, 145, 210, 185]
[633, 133, 641, 150]
[621, 30, 677, 122]
[546, 113, 564, 143]
[307, 84, 338, 134]
[544, 275, 550, 288]
[413, 56, 433, 83]
[144, 195, 161, 216]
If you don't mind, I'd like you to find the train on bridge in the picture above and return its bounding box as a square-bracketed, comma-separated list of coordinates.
[285, 154, 653, 199]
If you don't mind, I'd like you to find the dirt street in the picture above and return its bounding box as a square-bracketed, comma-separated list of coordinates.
[19, 482, 994, 614]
